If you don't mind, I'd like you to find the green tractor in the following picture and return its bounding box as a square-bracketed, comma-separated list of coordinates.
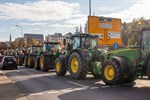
[55, 33, 103, 79]
[39, 42, 61, 72]
[24, 45, 43, 68]
[100, 26, 150, 85]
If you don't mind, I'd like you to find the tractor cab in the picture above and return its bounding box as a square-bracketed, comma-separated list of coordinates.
[128, 27, 150, 78]
[30, 45, 43, 54]
[128, 27, 150, 61]
[66, 34, 99, 51]
[42, 42, 61, 53]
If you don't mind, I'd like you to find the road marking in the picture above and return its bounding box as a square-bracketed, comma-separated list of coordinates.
[67, 81, 89, 87]
[90, 87, 99, 89]
[101, 85, 111, 88]
[48, 91, 59, 94]
[29, 92, 43, 96]
[16, 70, 20, 72]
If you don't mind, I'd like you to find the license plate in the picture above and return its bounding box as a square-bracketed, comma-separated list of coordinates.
[8, 62, 13, 64]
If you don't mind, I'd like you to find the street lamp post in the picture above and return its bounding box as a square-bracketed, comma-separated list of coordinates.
[15, 25, 23, 38]
[15, 25, 23, 48]
[89, 0, 91, 16]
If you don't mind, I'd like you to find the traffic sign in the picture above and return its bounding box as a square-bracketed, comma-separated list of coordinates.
[113, 42, 118, 49]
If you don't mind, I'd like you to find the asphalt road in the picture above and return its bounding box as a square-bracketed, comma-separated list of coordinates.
[3, 66, 150, 100]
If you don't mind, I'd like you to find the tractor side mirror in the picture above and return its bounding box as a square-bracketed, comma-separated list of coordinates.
[63, 39, 66, 45]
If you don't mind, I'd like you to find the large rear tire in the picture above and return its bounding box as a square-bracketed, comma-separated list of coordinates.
[34, 56, 40, 70]
[68, 52, 88, 79]
[40, 54, 50, 72]
[55, 55, 67, 76]
[28, 56, 35, 68]
[24, 56, 28, 67]
[147, 60, 150, 80]
[101, 58, 123, 85]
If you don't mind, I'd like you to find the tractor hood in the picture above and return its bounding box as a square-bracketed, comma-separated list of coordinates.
[103, 48, 140, 61]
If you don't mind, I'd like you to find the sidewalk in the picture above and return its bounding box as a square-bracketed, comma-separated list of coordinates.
[0, 71, 28, 100]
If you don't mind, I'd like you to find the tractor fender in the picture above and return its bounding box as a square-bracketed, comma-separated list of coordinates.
[109, 56, 129, 80]
[68, 49, 92, 61]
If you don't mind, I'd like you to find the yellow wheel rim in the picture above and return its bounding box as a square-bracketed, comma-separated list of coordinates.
[71, 57, 79, 73]
[56, 61, 60, 72]
[40, 57, 44, 69]
[104, 65, 115, 81]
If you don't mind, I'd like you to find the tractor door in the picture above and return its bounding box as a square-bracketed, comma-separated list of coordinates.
[141, 30, 150, 58]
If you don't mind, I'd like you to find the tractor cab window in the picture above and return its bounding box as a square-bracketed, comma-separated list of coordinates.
[54, 44, 61, 51]
[142, 30, 150, 52]
[47, 44, 51, 52]
[72, 37, 80, 49]
[82, 37, 98, 49]
[128, 31, 140, 47]
[43, 44, 46, 52]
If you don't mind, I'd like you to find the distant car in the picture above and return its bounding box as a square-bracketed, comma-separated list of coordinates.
[0, 56, 17, 70]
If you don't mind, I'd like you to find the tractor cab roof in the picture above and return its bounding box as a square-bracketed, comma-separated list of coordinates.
[71, 33, 99, 38]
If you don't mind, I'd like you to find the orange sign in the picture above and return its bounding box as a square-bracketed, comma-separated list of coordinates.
[88, 16, 122, 45]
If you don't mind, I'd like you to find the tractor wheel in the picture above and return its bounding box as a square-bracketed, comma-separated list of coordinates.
[34, 57, 40, 70]
[55, 56, 66, 76]
[68, 52, 88, 79]
[147, 60, 150, 80]
[28, 56, 35, 68]
[24, 56, 28, 67]
[101, 58, 123, 85]
[40, 54, 50, 72]
[18, 56, 23, 66]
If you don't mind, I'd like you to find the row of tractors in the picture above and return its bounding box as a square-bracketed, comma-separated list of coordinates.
[17, 26, 150, 85]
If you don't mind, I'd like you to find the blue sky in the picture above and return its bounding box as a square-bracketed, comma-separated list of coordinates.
[0, 0, 150, 41]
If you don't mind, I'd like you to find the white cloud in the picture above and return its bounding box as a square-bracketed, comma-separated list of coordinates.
[102, 0, 150, 22]
[21, 22, 48, 26]
[0, 0, 84, 21]
[48, 23, 73, 28]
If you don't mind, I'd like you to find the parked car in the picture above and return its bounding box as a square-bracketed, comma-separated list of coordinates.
[0, 56, 17, 70]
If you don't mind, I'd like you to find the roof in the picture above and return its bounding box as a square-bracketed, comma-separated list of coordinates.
[24, 34, 43, 40]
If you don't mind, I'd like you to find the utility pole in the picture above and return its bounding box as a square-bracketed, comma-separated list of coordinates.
[89, 0, 91, 16]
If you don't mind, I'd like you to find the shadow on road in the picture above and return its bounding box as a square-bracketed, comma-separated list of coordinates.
[57, 85, 150, 100]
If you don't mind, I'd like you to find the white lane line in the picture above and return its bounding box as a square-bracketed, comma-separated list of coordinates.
[29, 92, 43, 96]
[101, 85, 111, 88]
[48, 91, 59, 94]
[67, 81, 89, 87]
[90, 87, 99, 89]
[16, 70, 20, 72]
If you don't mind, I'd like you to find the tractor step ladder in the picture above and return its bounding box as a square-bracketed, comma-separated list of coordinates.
[136, 66, 143, 78]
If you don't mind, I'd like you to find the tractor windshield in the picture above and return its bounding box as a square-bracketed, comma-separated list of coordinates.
[82, 37, 98, 49]
[72, 37, 80, 49]
[142, 30, 150, 52]
[32, 46, 43, 53]
[127, 31, 140, 47]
